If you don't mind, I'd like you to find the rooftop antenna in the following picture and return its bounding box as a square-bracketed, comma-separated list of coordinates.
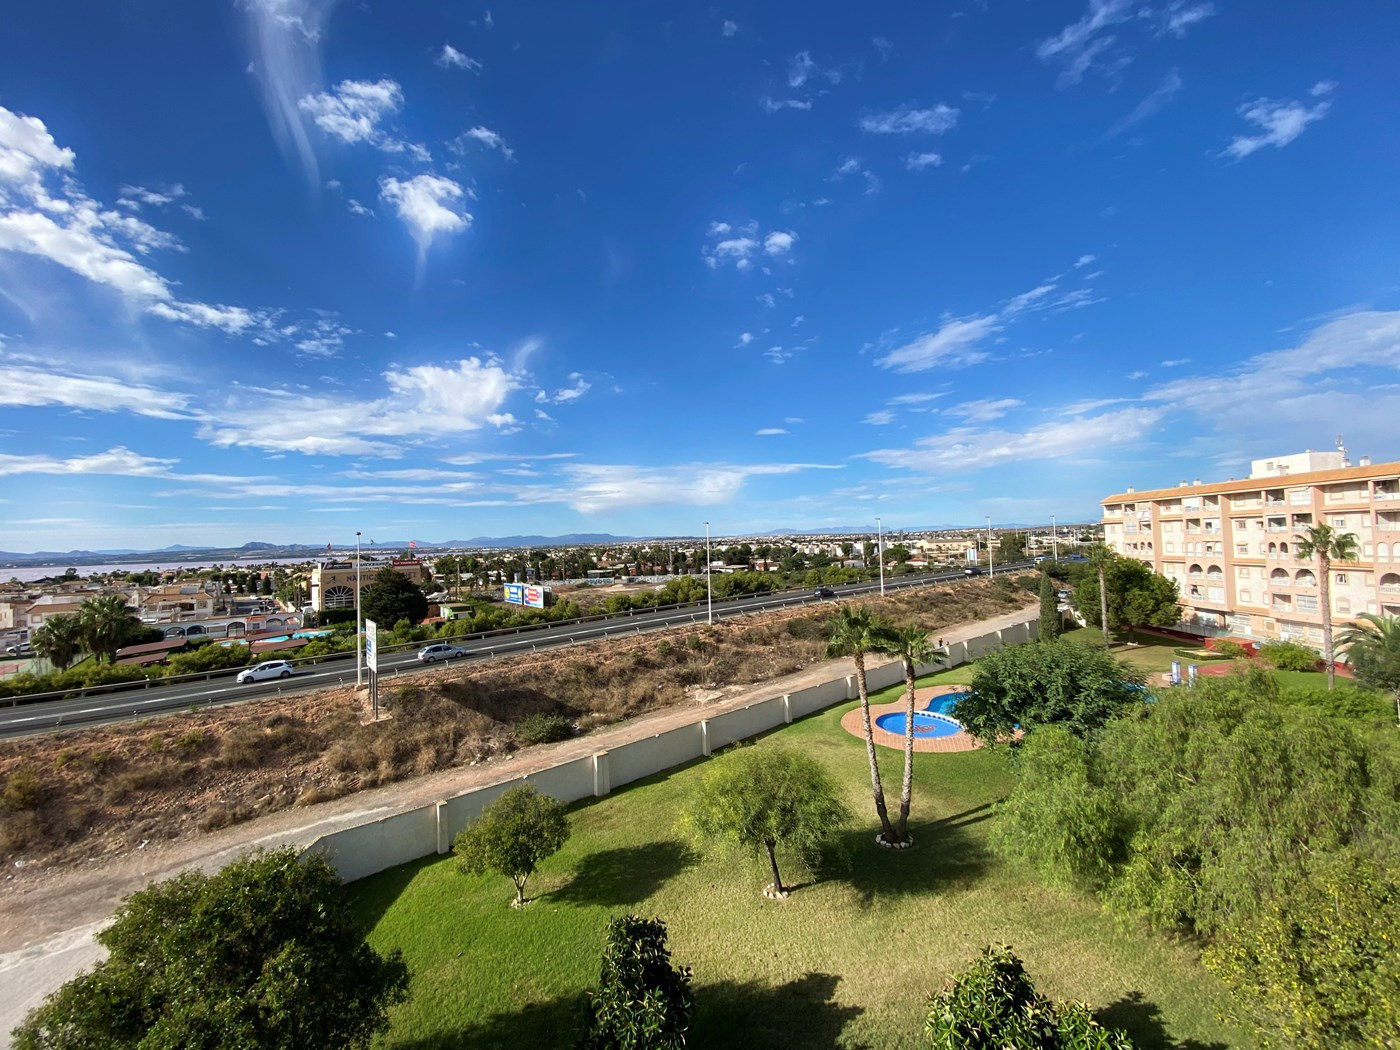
[1336, 433, 1350, 467]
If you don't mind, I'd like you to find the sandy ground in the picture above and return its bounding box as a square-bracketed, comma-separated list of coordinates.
[0, 605, 1034, 1044]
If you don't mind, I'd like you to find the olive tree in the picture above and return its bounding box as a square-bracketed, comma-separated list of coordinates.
[12, 847, 409, 1050]
[453, 784, 570, 906]
[684, 745, 849, 897]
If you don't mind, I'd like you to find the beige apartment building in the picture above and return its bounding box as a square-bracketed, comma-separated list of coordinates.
[308, 558, 435, 612]
[1102, 450, 1400, 643]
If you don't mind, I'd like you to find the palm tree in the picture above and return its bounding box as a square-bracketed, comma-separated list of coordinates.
[78, 594, 141, 663]
[828, 606, 897, 844]
[880, 626, 944, 843]
[31, 613, 84, 671]
[1338, 613, 1400, 725]
[1294, 523, 1359, 689]
[1086, 543, 1114, 647]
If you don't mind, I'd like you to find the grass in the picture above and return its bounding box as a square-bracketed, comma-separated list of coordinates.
[349, 676, 1252, 1050]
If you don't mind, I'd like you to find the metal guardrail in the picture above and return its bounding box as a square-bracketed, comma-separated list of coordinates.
[0, 563, 1032, 710]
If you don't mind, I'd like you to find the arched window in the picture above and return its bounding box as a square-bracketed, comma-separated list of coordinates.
[1207, 565, 1223, 580]
[1294, 569, 1316, 586]
[324, 585, 355, 609]
[1379, 542, 1391, 562]
[1381, 573, 1400, 590]
[1188, 563, 1203, 576]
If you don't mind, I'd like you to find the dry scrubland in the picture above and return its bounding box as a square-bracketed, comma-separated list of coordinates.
[0, 577, 1036, 873]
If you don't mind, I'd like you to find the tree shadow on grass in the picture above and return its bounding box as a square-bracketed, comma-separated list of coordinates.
[820, 803, 995, 907]
[1095, 991, 1229, 1050]
[388, 972, 863, 1049]
[548, 840, 696, 907]
[389, 991, 587, 1049]
[345, 852, 441, 933]
[692, 971, 866, 1049]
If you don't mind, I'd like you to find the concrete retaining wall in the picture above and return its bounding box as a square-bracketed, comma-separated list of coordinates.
[302, 610, 1037, 883]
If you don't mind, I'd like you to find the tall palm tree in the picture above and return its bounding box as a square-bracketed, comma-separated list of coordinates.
[1294, 523, 1359, 690]
[1086, 542, 1115, 647]
[31, 613, 84, 671]
[880, 626, 944, 843]
[828, 606, 897, 844]
[78, 594, 141, 664]
[1338, 613, 1400, 725]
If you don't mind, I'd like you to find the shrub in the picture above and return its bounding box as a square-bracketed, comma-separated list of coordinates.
[924, 945, 1135, 1049]
[173, 729, 207, 754]
[578, 915, 693, 1050]
[1259, 639, 1319, 672]
[1211, 640, 1251, 660]
[513, 713, 574, 746]
[2, 767, 43, 812]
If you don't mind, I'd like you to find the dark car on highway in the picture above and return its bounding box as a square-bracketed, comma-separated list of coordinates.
[813, 587, 836, 598]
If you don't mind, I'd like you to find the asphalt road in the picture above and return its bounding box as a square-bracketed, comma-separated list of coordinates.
[0, 564, 1032, 737]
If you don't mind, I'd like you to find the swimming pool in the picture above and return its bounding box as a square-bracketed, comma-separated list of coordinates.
[875, 710, 964, 738]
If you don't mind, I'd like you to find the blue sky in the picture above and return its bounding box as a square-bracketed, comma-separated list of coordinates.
[2, 1, 1399, 552]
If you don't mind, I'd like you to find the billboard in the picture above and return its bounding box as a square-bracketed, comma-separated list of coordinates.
[504, 583, 547, 608]
[363, 618, 378, 673]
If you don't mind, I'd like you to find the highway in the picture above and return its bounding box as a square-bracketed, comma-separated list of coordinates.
[0, 564, 1031, 738]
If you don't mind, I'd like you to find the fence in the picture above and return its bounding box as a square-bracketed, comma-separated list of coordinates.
[303, 612, 1038, 883]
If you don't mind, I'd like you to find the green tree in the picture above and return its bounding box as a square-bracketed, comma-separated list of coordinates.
[30, 614, 84, 671]
[1258, 639, 1319, 672]
[998, 531, 1029, 563]
[453, 784, 570, 906]
[827, 606, 897, 844]
[1072, 556, 1178, 643]
[577, 915, 693, 1050]
[1038, 573, 1062, 642]
[1294, 523, 1359, 690]
[361, 568, 429, 628]
[1084, 543, 1113, 646]
[12, 847, 409, 1050]
[1204, 851, 1400, 1049]
[923, 945, 1135, 1049]
[1339, 612, 1400, 724]
[880, 626, 943, 843]
[954, 639, 1144, 744]
[77, 594, 142, 663]
[685, 745, 850, 896]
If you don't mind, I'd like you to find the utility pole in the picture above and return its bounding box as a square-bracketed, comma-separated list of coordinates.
[704, 521, 713, 625]
[877, 517, 885, 596]
[355, 530, 363, 688]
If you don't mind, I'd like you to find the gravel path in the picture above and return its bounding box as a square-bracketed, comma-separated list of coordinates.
[0, 605, 1033, 1044]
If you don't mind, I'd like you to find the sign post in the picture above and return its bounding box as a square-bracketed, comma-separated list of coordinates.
[364, 618, 379, 720]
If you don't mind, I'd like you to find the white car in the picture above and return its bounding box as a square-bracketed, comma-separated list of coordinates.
[236, 660, 294, 684]
[417, 644, 467, 663]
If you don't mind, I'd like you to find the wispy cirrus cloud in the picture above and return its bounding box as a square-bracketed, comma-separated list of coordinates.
[859, 104, 959, 135]
[1222, 83, 1335, 160]
[1105, 69, 1184, 138]
[436, 44, 481, 71]
[451, 125, 514, 161]
[875, 316, 1001, 373]
[557, 461, 840, 513]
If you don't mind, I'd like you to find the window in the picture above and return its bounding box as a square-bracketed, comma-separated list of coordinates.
[1239, 589, 1251, 603]
[1236, 565, 1250, 578]
[1334, 517, 1347, 527]
[1336, 572, 1347, 585]
[1297, 595, 1318, 613]
[1336, 597, 1351, 614]
[1164, 542, 1175, 554]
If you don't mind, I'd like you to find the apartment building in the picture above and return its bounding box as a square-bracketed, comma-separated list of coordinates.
[308, 557, 435, 612]
[1102, 450, 1400, 643]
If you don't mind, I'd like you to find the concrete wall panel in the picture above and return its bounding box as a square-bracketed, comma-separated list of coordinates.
[705, 697, 786, 750]
[607, 725, 703, 788]
[308, 807, 437, 883]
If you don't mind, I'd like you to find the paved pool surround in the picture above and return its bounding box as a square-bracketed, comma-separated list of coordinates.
[842, 685, 982, 753]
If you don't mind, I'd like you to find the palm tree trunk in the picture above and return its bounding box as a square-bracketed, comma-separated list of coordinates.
[764, 839, 785, 895]
[1098, 561, 1110, 647]
[897, 657, 916, 841]
[854, 654, 896, 841]
[1319, 554, 1335, 690]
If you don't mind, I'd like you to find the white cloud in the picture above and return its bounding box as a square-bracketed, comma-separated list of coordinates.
[735, 332, 753, 347]
[722, 19, 737, 36]
[199, 356, 522, 455]
[875, 315, 1000, 373]
[888, 392, 945, 406]
[864, 407, 1164, 472]
[0, 447, 177, 478]
[905, 152, 942, 171]
[1074, 254, 1097, 268]
[1160, 1, 1216, 37]
[756, 428, 787, 436]
[453, 125, 515, 161]
[762, 97, 812, 113]
[1222, 91, 1334, 159]
[947, 397, 1023, 423]
[0, 365, 192, 419]
[1311, 80, 1337, 97]
[1003, 283, 1058, 316]
[1105, 69, 1183, 138]
[863, 410, 896, 426]
[764, 345, 792, 365]
[1160, 357, 1191, 367]
[346, 198, 373, 216]
[379, 174, 472, 265]
[832, 156, 863, 178]
[116, 183, 187, 210]
[763, 230, 796, 255]
[872, 37, 893, 60]
[239, 0, 336, 185]
[788, 51, 816, 88]
[298, 78, 425, 158]
[1036, 0, 1133, 85]
[437, 44, 482, 71]
[558, 462, 837, 513]
[536, 374, 591, 404]
[859, 104, 959, 135]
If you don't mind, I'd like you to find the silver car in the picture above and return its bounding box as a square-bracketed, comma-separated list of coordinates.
[236, 660, 294, 683]
[417, 644, 466, 663]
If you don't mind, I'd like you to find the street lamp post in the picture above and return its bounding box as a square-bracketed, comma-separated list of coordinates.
[877, 517, 885, 596]
[704, 521, 713, 625]
[1052, 514, 1058, 562]
[355, 530, 363, 688]
[987, 516, 994, 578]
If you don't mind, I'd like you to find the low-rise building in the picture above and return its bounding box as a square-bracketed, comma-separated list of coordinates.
[1102, 450, 1400, 642]
[308, 557, 435, 612]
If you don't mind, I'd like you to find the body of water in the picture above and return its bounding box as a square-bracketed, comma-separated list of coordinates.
[1, 556, 324, 584]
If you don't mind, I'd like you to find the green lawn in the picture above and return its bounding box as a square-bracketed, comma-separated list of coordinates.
[350, 676, 1253, 1050]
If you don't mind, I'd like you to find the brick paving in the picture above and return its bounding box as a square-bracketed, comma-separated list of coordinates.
[840, 684, 982, 753]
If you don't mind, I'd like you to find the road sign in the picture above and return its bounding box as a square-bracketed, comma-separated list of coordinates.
[364, 618, 378, 673]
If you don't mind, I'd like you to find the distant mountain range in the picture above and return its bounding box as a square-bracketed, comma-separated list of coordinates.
[0, 522, 1089, 568]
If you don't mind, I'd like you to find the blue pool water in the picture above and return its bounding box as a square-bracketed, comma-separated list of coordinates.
[928, 691, 970, 715]
[876, 710, 963, 738]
